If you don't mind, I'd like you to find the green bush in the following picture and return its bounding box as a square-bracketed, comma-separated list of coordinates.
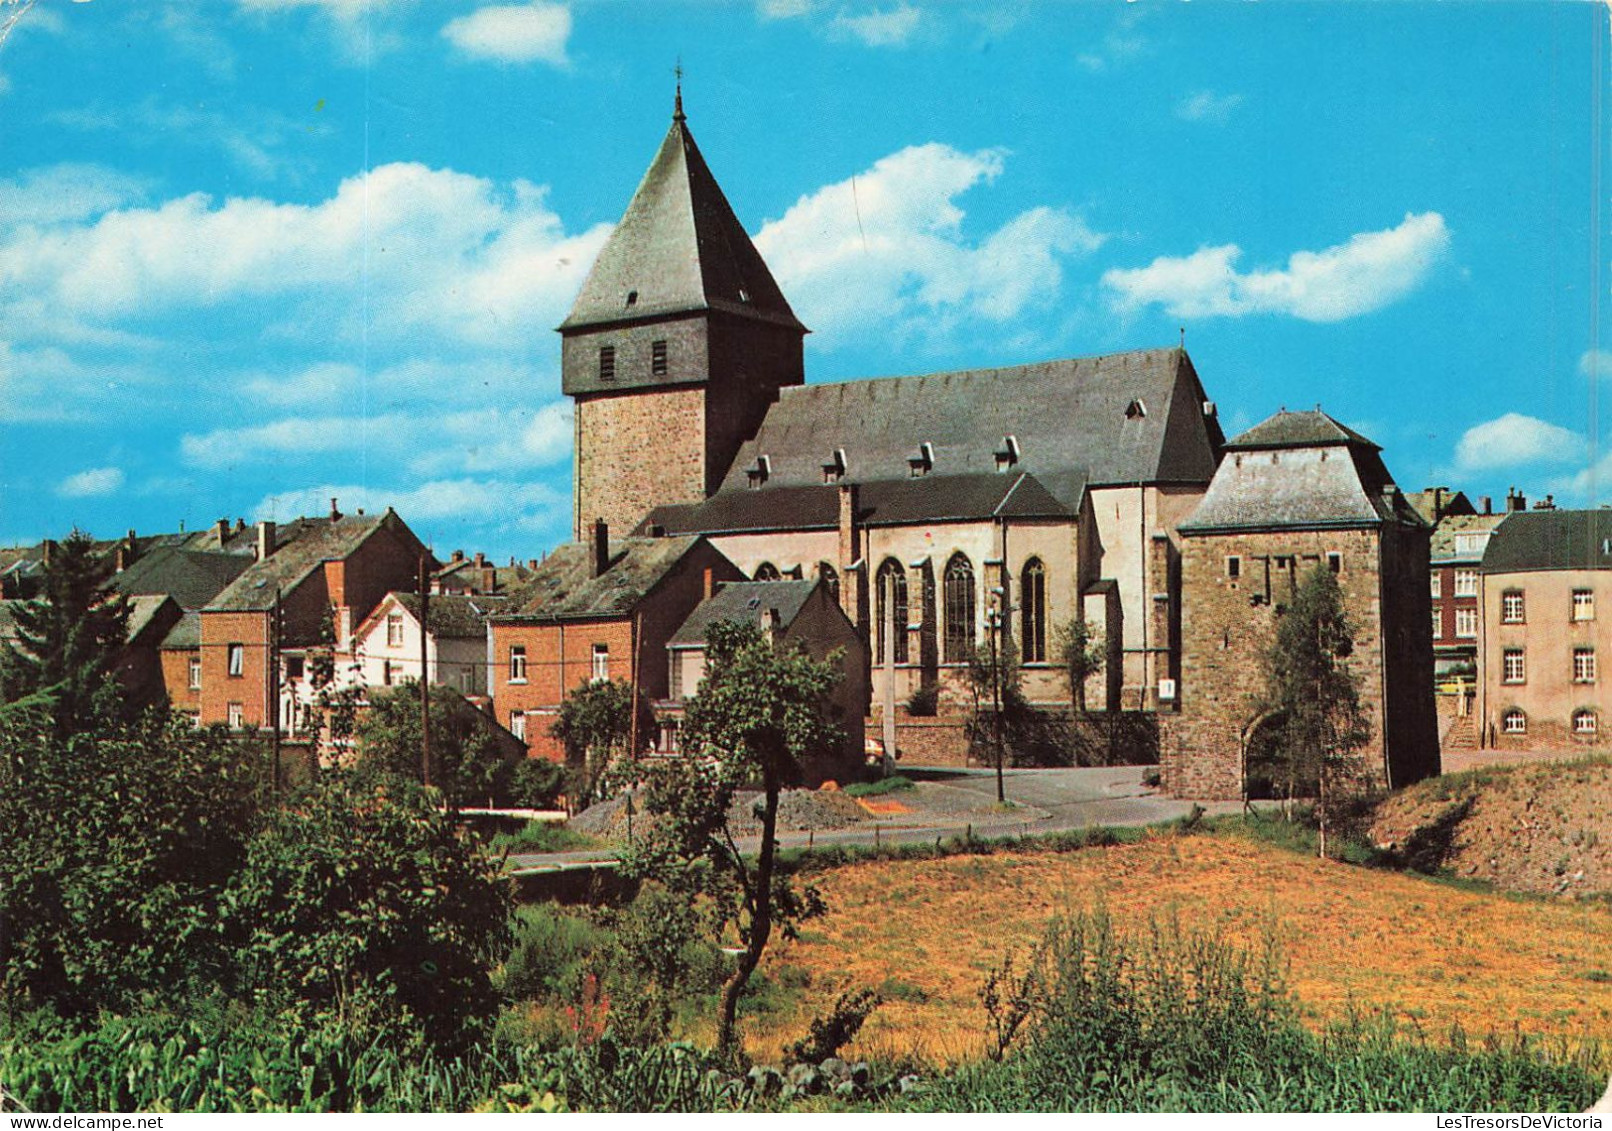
[487, 821, 597, 856]
[843, 775, 914, 798]
[500, 904, 612, 1005]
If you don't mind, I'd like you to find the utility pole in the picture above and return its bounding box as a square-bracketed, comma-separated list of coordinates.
[270, 587, 282, 794]
[418, 555, 431, 788]
[988, 606, 1004, 804]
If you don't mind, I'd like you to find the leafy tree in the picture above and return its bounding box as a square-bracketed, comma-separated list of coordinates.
[0, 530, 132, 736]
[1258, 564, 1373, 858]
[549, 678, 655, 806]
[355, 680, 522, 809]
[227, 772, 512, 1052]
[1054, 616, 1106, 715]
[0, 709, 266, 1017]
[623, 620, 839, 1057]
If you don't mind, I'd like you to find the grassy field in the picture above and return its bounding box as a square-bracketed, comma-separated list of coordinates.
[743, 830, 1612, 1066]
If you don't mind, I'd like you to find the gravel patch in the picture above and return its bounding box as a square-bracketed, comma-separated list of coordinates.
[566, 787, 868, 844]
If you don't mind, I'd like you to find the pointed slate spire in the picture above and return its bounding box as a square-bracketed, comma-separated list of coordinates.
[559, 95, 805, 334]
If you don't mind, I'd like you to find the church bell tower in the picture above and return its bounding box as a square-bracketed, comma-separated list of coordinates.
[560, 87, 807, 540]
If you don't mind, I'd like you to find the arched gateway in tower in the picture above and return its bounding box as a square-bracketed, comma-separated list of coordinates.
[559, 90, 807, 540]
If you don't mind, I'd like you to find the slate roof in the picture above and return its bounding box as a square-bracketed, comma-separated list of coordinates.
[497, 536, 706, 621]
[107, 547, 254, 610]
[387, 592, 510, 639]
[1181, 410, 1425, 534]
[161, 612, 201, 650]
[126, 594, 177, 646]
[559, 101, 804, 347]
[1430, 512, 1507, 562]
[717, 348, 1221, 502]
[1480, 510, 1612, 573]
[640, 471, 1076, 536]
[669, 579, 819, 647]
[207, 511, 423, 612]
[1224, 409, 1379, 451]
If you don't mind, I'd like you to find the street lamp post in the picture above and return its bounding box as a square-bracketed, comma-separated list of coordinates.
[986, 606, 1005, 804]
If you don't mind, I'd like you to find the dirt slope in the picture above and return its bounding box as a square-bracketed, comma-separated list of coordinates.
[1370, 758, 1611, 899]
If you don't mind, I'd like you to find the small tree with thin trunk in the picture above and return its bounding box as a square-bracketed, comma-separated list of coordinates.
[1055, 615, 1105, 715]
[1260, 564, 1373, 858]
[622, 620, 838, 1059]
[549, 678, 655, 807]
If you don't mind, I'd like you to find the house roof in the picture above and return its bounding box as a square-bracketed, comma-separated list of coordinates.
[125, 594, 177, 646]
[1405, 487, 1477, 525]
[1481, 510, 1612, 573]
[497, 535, 707, 621]
[1430, 512, 1507, 562]
[639, 471, 1077, 537]
[160, 611, 201, 650]
[107, 547, 254, 610]
[558, 99, 804, 347]
[669, 579, 819, 647]
[716, 347, 1221, 501]
[207, 510, 425, 612]
[383, 592, 510, 639]
[1181, 410, 1424, 534]
[1224, 409, 1379, 451]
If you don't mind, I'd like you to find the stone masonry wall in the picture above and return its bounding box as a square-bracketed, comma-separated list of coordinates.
[574, 386, 706, 540]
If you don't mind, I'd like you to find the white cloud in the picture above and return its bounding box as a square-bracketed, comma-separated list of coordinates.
[57, 467, 125, 499]
[442, 3, 571, 66]
[1580, 349, 1612, 381]
[757, 0, 812, 17]
[0, 164, 150, 228]
[1454, 413, 1585, 472]
[1076, 11, 1149, 71]
[1103, 212, 1451, 323]
[754, 143, 1104, 347]
[254, 478, 568, 532]
[1176, 90, 1244, 125]
[0, 161, 611, 350]
[831, 3, 920, 47]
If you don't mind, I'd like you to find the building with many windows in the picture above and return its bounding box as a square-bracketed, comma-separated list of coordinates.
[1477, 509, 1612, 749]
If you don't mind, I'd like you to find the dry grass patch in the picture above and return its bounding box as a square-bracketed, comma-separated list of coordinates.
[747, 833, 1612, 1064]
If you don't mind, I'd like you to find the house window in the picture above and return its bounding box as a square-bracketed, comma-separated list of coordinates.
[661, 719, 680, 753]
[509, 712, 526, 742]
[1502, 709, 1527, 735]
[592, 644, 610, 683]
[1431, 606, 1441, 638]
[188, 657, 202, 690]
[1455, 608, 1478, 639]
[382, 660, 394, 687]
[1501, 590, 1525, 624]
[284, 655, 304, 680]
[1021, 558, 1047, 663]
[509, 645, 528, 683]
[1430, 572, 1442, 599]
[227, 702, 244, 729]
[818, 562, 840, 603]
[387, 613, 404, 647]
[1327, 552, 1342, 574]
[943, 553, 976, 663]
[1574, 709, 1598, 736]
[599, 345, 616, 381]
[753, 562, 781, 582]
[1502, 648, 1525, 684]
[875, 558, 909, 664]
[1226, 556, 1241, 581]
[1573, 590, 1596, 622]
[651, 339, 668, 376]
[1574, 648, 1597, 684]
[227, 643, 244, 678]
[1454, 569, 1479, 597]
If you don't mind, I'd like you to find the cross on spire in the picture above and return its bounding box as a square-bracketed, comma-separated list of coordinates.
[673, 58, 685, 122]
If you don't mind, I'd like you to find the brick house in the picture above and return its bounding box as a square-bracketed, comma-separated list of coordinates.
[488, 523, 744, 760]
[1167, 410, 1439, 800]
[661, 577, 868, 783]
[350, 590, 510, 698]
[1476, 509, 1612, 750]
[199, 507, 433, 735]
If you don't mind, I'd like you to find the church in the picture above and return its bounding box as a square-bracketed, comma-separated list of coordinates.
[553, 90, 1436, 792]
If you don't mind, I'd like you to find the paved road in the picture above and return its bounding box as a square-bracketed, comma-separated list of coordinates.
[506, 766, 1246, 873]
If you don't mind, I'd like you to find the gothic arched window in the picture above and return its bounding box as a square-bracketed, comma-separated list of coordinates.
[817, 562, 840, 603]
[753, 562, 781, 582]
[943, 553, 976, 663]
[875, 558, 909, 664]
[1021, 558, 1047, 663]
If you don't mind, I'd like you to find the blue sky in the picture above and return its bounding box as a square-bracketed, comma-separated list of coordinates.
[0, 0, 1606, 559]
